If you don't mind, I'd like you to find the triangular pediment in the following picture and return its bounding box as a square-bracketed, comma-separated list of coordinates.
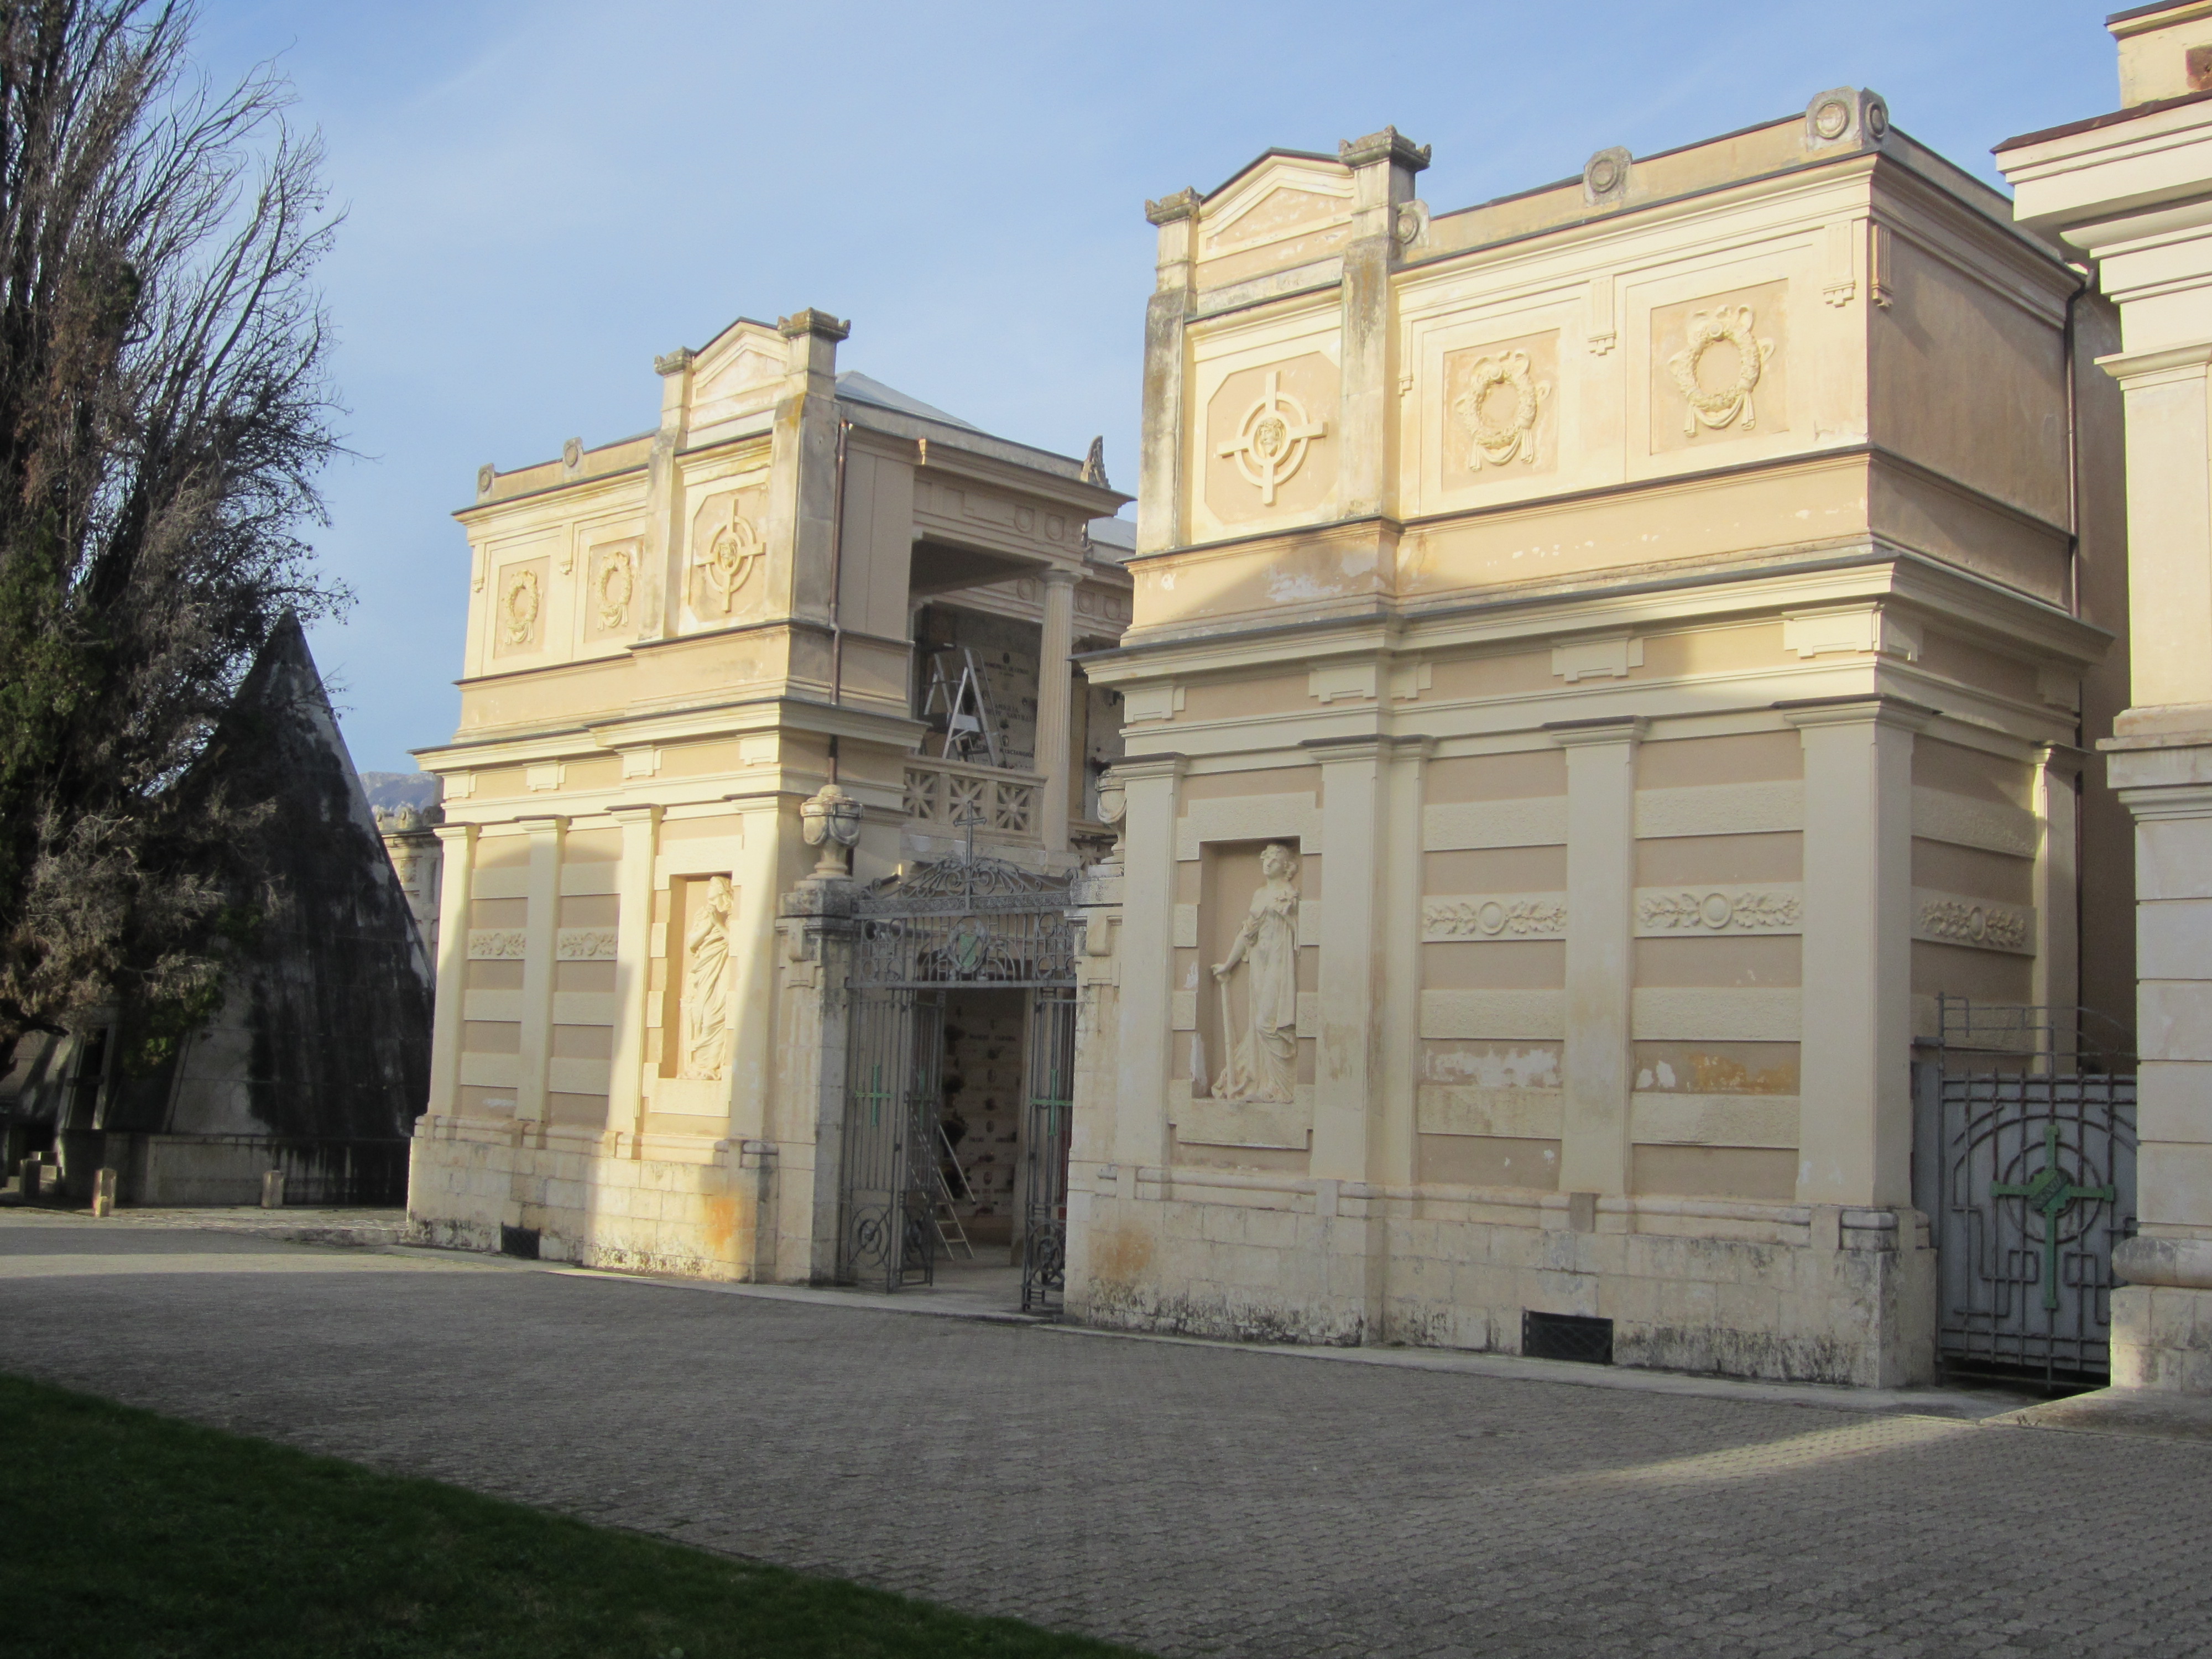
[687, 317, 788, 428]
[1199, 152, 1354, 260]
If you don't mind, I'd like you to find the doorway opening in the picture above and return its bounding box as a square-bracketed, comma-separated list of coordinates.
[836, 854, 1078, 1310]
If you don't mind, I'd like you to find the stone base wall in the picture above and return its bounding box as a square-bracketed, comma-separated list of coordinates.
[2114, 1284, 2212, 1391]
[406, 1121, 776, 1282]
[1066, 1169, 1937, 1387]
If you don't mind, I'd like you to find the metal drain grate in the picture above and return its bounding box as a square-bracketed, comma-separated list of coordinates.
[1522, 1310, 1614, 1365]
[499, 1224, 541, 1260]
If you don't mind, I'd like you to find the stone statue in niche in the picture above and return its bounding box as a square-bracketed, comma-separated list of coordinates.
[680, 876, 735, 1080]
[1211, 843, 1298, 1103]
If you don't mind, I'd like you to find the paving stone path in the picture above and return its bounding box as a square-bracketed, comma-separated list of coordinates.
[2, 1212, 2206, 1658]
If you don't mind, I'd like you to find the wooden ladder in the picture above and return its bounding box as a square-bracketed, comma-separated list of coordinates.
[933, 1125, 978, 1260]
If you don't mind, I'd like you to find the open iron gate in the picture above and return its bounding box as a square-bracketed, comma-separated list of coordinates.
[838, 850, 1079, 1302]
[1021, 988, 1078, 1314]
[1917, 999, 2137, 1384]
[838, 991, 945, 1292]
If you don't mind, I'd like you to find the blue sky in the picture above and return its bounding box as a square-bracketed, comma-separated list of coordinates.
[191, 0, 2121, 774]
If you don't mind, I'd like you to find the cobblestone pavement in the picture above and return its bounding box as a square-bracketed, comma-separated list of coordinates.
[2, 1213, 2207, 1658]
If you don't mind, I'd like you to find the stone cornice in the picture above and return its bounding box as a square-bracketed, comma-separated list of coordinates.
[1773, 692, 1939, 731]
[1338, 126, 1431, 173]
[2098, 339, 2212, 383]
[1543, 714, 1648, 747]
[776, 309, 849, 342]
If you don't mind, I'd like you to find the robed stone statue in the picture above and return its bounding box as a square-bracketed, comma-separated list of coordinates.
[1211, 843, 1298, 1103]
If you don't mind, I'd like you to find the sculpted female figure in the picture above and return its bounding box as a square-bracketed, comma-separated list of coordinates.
[681, 876, 735, 1080]
[1211, 843, 1298, 1103]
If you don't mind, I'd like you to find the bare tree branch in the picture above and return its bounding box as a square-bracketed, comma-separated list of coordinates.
[0, 0, 344, 1065]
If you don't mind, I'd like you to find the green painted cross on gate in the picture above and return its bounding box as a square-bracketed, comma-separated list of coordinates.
[1992, 1121, 2115, 1313]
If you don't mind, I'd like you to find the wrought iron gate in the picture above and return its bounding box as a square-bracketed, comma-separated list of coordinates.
[1021, 988, 1077, 1313]
[838, 991, 945, 1292]
[838, 851, 1078, 1297]
[1918, 999, 2137, 1383]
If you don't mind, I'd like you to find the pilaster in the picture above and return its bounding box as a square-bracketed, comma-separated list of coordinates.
[1335, 127, 1427, 523]
[768, 309, 849, 625]
[1547, 716, 1642, 1197]
[604, 804, 661, 1154]
[1139, 190, 1199, 556]
[643, 347, 695, 640]
[1782, 695, 1934, 1207]
[425, 822, 477, 1120]
[1305, 735, 1391, 1182]
[1111, 753, 1186, 1171]
[1036, 570, 1079, 852]
[515, 816, 567, 1129]
[723, 791, 791, 1144]
[2102, 343, 2212, 709]
[777, 875, 859, 1284]
[1376, 735, 1431, 1187]
[2032, 744, 2085, 1035]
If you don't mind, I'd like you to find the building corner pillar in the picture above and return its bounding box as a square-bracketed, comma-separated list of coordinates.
[776, 874, 859, 1285]
[1781, 695, 1934, 1207]
[424, 821, 478, 1122]
[2109, 737, 2212, 1390]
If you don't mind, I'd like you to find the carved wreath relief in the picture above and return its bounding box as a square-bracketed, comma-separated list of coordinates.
[1668, 305, 1776, 436]
[1452, 349, 1549, 469]
[592, 542, 635, 633]
[499, 567, 541, 648]
[1217, 370, 1326, 507]
[1210, 843, 1299, 1104]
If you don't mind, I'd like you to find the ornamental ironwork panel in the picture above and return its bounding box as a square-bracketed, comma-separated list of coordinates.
[1922, 1000, 2136, 1384]
[837, 991, 943, 1292]
[851, 854, 1079, 990]
[1021, 989, 1078, 1315]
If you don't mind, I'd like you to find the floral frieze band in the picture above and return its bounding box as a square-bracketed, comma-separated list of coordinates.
[1634, 886, 1802, 936]
[466, 929, 528, 960]
[556, 928, 619, 961]
[1913, 890, 2034, 955]
[1423, 894, 1567, 940]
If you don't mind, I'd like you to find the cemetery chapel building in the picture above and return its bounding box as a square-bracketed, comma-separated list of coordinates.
[410, 84, 2148, 1389]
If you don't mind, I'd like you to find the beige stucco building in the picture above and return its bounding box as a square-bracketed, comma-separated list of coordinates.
[405, 310, 1130, 1279]
[2001, 0, 2212, 1392]
[1063, 92, 2132, 1385]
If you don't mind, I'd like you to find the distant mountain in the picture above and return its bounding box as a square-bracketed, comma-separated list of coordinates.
[360, 771, 442, 812]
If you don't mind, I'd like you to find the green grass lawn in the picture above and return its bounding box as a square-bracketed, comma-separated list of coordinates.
[0, 1372, 1148, 1658]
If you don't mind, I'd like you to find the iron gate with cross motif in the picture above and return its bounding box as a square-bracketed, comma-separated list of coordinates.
[1917, 998, 2137, 1384]
[837, 852, 1080, 1301]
